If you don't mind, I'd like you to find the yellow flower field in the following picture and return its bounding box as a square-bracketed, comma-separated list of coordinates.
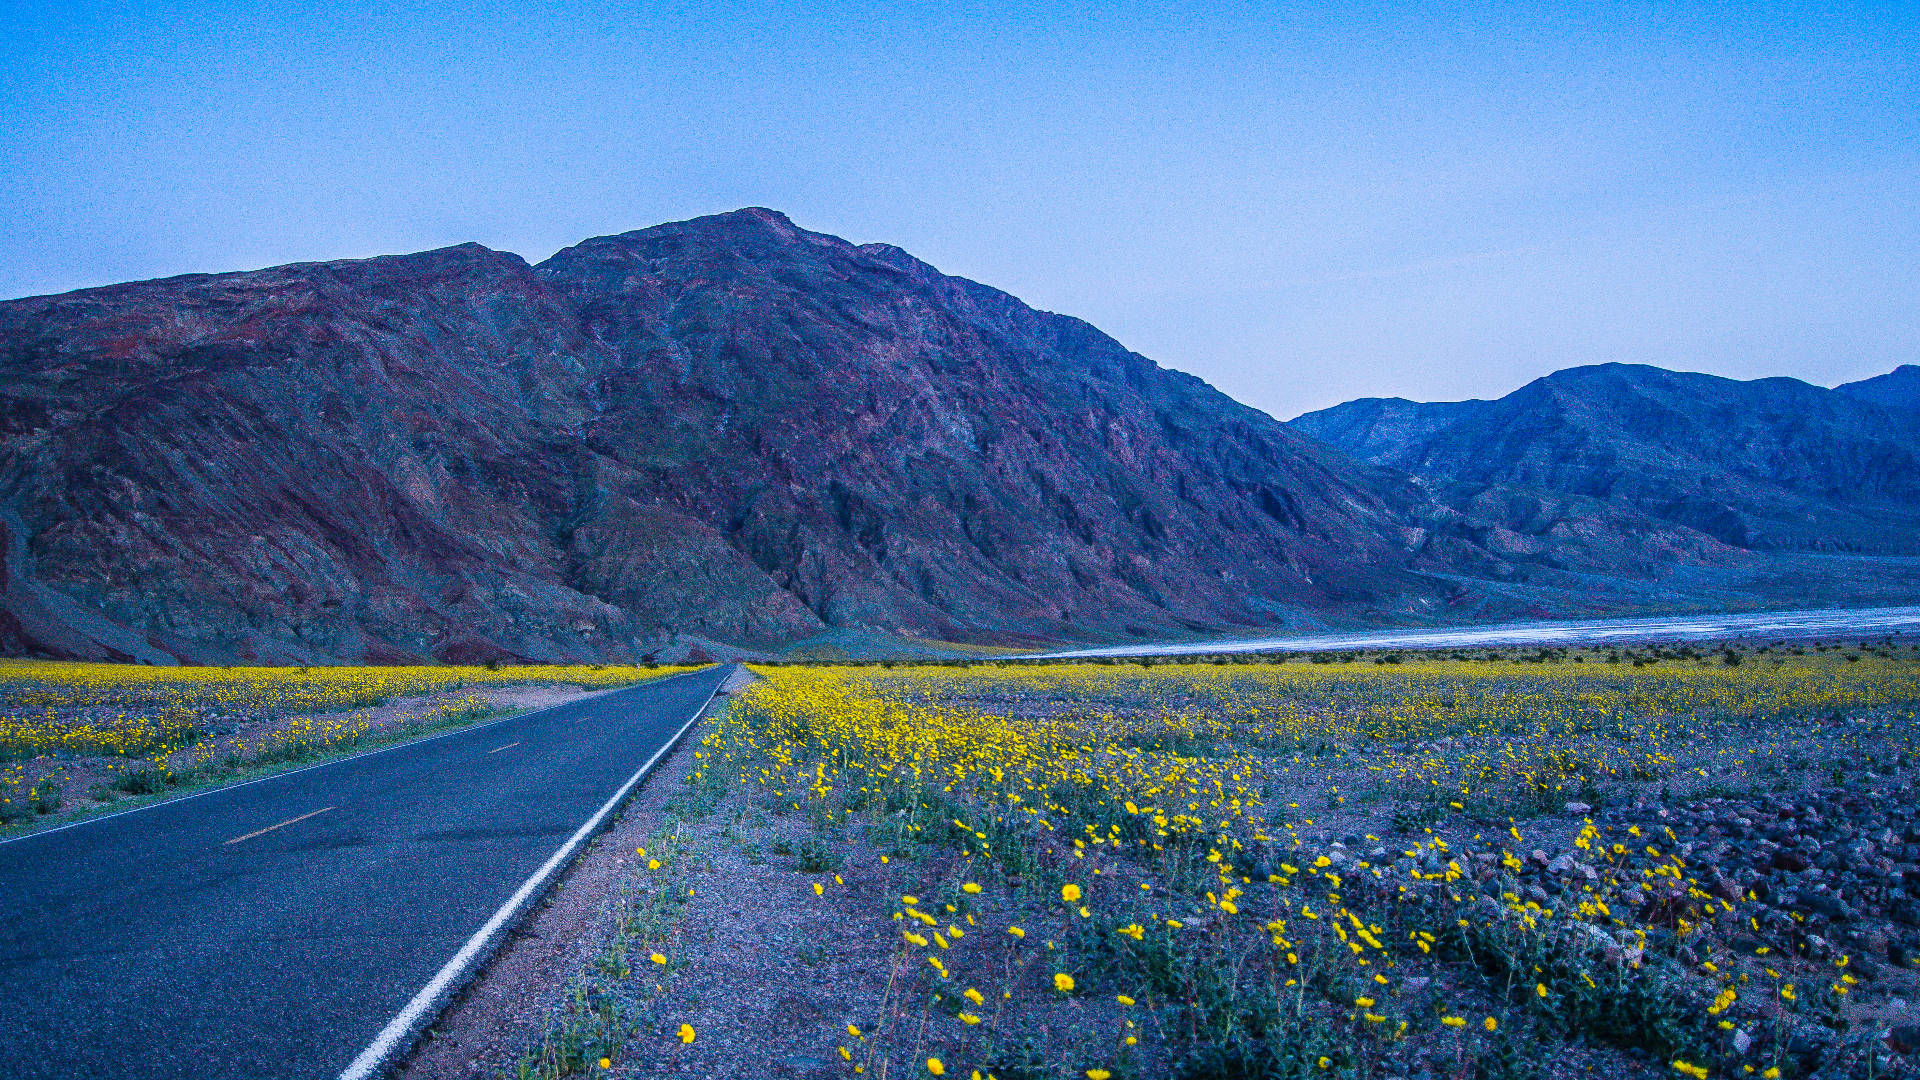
[0, 659, 684, 759]
[0, 660, 688, 823]
[683, 648, 1920, 1078]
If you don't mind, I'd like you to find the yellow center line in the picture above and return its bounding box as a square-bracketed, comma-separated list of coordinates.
[488, 741, 521, 754]
[223, 806, 336, 846]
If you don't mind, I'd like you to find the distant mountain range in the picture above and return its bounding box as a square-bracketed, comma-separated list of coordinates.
[3, 209, 1916, 662]
[1292, 364, 1920, 557]
[1836, 364, 1920, 411]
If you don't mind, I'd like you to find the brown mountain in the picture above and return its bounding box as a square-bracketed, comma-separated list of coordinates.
[0, 209, 1487, 663]
[8, 213, 1915, 664]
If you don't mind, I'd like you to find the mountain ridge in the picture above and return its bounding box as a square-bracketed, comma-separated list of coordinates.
[0, 210, 1458, 662]
[1293, 362, 1920, 557]
[1837, 363, 1920, 411]
[4, 211, 1918, 663]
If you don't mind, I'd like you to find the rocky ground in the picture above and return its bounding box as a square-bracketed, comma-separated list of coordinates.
[466, 768, 1920, 1080]
[1356, 783, 1920, 1075]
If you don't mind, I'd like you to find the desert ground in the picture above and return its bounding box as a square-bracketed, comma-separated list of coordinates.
[405, 641, 1920, 1080]
[7, 644, 1920, 1078]
[0, 661, 689, 831]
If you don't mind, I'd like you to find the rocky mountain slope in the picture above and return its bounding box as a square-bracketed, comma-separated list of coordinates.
[0, 210, 1485, 663]
[1838, 364, 1920, 411]
[1292, 363, 1920, 559]
[5, 212, 1916, 664]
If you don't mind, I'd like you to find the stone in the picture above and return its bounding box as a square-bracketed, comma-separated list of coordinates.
[1787, 1026, 1833, 1058]
[1807, 893, 1854, 921]
[1893, 899, 1920, 928]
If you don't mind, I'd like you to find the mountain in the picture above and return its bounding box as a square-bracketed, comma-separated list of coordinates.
[1281, 397, 1491, 466]
[8, 214, 1917, 665]
[1837, 364, 1920, 411]
[1292, 363, 1920, 558]
[1, 209, 1487, 664]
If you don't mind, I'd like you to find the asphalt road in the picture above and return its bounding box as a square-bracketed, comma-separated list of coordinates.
[0, 663, 731, 1080]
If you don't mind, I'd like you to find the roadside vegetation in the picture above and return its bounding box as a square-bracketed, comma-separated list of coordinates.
[0, 660, 689, 830]
[537, 642, 1920, 1080]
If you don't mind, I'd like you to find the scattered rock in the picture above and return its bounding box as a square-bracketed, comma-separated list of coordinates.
[1807, 893, 1854, 921]
[1884, 1024, 1919, 1055]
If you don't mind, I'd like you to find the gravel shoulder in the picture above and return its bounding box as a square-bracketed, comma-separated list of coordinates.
[398, 676, 768, 1079]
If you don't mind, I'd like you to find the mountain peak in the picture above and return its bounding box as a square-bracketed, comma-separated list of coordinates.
[1837, 364, 1920, 410]
[669, 206, 805, 239]
[535, 207, 852, 278]
[726, 205, 798, 228]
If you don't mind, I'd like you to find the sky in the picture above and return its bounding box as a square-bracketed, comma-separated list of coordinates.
[3, 1, 1916, 419]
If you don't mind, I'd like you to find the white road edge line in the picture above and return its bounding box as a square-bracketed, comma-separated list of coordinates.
[0, 667, 710, 848]
[338, 666, 730, 1080]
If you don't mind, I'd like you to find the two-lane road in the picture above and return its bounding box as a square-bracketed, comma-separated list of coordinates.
[0, 664, 733, 1079]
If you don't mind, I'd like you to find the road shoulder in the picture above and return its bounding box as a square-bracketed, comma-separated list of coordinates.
[396, 675, 744, 1079]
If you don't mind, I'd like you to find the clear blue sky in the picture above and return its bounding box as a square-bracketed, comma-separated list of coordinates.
[3, 1, 1915, 418]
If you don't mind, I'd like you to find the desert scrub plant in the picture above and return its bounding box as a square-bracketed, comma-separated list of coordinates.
[509, 985, 627, 1080]
[111, 765, 168, 795]
[27, 778, 61, 814]
[663, 742, 733, 821]
[510, 826, 696, 1079]
[1443, 896, 1710, 1064]
[1388, 799, 1446, 834]
[796, 835, 844, 873]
